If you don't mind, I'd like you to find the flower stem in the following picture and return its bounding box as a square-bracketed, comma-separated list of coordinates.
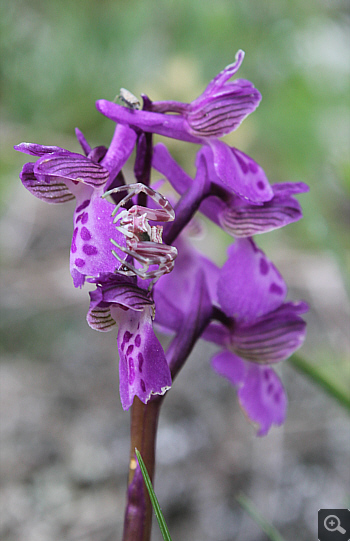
[122, 396, 162, 541]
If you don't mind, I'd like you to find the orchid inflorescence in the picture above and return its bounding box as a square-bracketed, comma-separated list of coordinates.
[15, 50, 308, 435]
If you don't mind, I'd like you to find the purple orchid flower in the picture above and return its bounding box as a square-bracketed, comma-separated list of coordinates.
[152, 142, 309, 237]
[14, 127, 174, 411]
[96, 50, 260, 142]
[14, 125, 137, 287]
[150, 50, 261, 138]
[154, 236, 307, 435]
[86, 274, 171, 410]
[96, 51, 271, 205]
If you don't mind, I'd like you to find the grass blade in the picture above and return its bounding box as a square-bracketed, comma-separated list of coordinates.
[237, 493, 286, 541]
[289, 354, 350, 411]
[135, 448, 173, 541]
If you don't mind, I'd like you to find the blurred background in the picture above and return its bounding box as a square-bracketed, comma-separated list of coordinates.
[0, 1, 349, 540]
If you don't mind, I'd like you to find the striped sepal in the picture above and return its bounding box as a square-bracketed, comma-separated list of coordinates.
[220, 202, 302, 237]
[20, 163, 75, 203]
[188, 84, 260, 137]
[232, 303, 307, 364]
[87, 306, 116, 332]
[103, 282, 154, 312]
[35, 152, 109, 188]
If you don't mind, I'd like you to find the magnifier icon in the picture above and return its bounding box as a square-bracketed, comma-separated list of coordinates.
[324, 515, 346, 534]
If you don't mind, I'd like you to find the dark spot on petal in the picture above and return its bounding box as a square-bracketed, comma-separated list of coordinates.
[135, 334, 141, 348]
[75, 213, 82, 223]
[263, 369, 270, 380]
[267, 383, 274, 395]
[75, 258, 85, 268]
[81, 212, 89, 224]
[269, 282, 284, 295]
[71, 227, 78, 253]
[126, 344, 134, 356]
[123, 331, 132, 343]
[140, 379, 146, 393]
[274, 392, 281, 403]
[80, 226, 91, 241]
[83, 244, 98, 256]
[259, 257, 269, 276]
[76, 199, 90, 213]
[138, 352, 144, 373]
[257, 180, 265, 190]
[128, 358, 135, 384]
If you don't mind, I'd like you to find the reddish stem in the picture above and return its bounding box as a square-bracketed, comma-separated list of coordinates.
[122, 396, 162, 541]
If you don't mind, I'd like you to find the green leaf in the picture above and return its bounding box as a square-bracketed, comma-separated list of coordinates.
[289, 355, 350, 412]
[237, 493, 286, 541]
[135, 448, 173, 541]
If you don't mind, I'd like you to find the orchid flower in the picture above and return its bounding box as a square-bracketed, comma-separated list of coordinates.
[15, 125, 137, 287]
[15, 126, 175, 410]
[96, 50, 260, 142]
[87, 274, 171, 410]
[96, 51, 272, 204]
[152, 142, 309, 238]
[154, 236, 307, 435]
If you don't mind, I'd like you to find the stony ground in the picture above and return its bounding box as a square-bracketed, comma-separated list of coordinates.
[1, 184, 349, 541]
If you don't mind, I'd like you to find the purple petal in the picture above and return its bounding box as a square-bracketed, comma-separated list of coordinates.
[188, 70, 261, 138]
[208, 141, 273, 203]
[152, 143, 192, 195]
[199, 195, 226, 227]
[187, 50, 262, 137]
[34, 152, 109, 188]
[87, 146, 107, 163]
[20, 162, 75, 204]
[201, 322, 231, 346]
[238, 364, 287, 436]
[102, 280, 154, 312]
[71, 268, 86, 288]
[218, 239, 287, 322]
[232, 301, 308, 363]
[219, 182, 308, 237]
[101, 124, 137, 184]
[272, 181, 309, 196]
[152, 289, 184, 334]
[96, 100, 202, 144]
[149, 52, 260, 139]
[200, 50, 245, 98]
[211, 350, 287, 436]
[115, 306, 171, 410]
[70, 196, 126, 285]
[75, 128, 92, 156]
[154, 235, 219, 324]
[166, 268, 213, 377]
[211, 350, 246, 385]
[14, 142, 68, 157]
